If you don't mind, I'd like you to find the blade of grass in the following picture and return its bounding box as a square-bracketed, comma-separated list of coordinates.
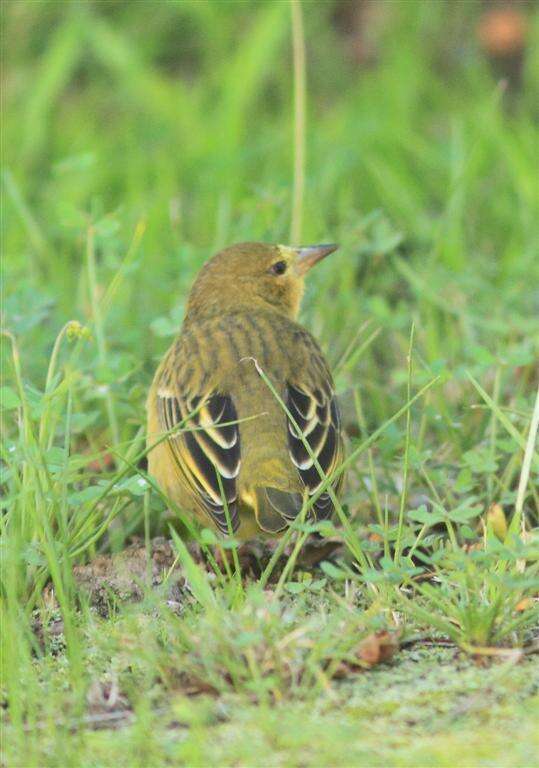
[467, 372, 539, 468]
[487, 367, 501, 506]
[258, 525, 296, 589]
[335, 326, 382, 377]
[99, 219, 146, 319]
[86, 225, 120, 447]
[395, 322, 414, 563]
[353, 387, 384, 532]
[169, 527, 216, 611]
[511, 383, 539, 536]
[332, 318, 373, 372]
[2, 170, 48, 272]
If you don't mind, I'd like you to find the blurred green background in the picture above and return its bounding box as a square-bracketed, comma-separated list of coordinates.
[3, 0, 539, 435]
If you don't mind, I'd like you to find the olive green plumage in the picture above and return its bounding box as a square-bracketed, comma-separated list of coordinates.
[147, 242, 343, 539]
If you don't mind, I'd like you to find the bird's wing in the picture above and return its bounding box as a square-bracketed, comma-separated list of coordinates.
[156, 388, 241, 534]
[286, 370, 342, 520]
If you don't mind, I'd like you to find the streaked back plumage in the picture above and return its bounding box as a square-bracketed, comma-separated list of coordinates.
[147, 242, 343, 538]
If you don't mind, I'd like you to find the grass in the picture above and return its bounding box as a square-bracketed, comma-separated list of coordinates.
[2, 1, 539, 766]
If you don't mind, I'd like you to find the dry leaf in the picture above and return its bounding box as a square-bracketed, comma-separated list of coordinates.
[332, 630, 400, 678]
[515, 598, 533, 612]
[358, 630, 400, 667]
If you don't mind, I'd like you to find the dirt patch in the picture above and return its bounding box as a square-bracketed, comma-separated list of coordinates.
[72, 537, 189, 614]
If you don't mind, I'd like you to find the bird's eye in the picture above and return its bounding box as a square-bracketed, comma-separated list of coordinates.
[270, 260, 287, 276]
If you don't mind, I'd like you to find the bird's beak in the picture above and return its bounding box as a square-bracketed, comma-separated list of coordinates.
[291, 244, 339, 276]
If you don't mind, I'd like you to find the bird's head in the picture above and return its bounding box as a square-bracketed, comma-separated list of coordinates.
[186, 242, 339, 320]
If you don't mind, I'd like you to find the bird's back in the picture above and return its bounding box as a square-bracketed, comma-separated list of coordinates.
[148, 307, 342, 537]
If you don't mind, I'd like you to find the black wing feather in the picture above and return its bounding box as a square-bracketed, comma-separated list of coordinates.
[158, 391, 241, 533]
[286, 382, 341, 520]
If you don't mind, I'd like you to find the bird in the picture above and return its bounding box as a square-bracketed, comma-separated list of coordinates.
[146, 242, 343, 539]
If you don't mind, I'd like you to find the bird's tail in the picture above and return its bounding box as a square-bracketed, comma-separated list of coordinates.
[253, 486, 305, 534]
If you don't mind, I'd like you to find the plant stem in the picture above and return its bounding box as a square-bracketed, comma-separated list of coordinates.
[290, 0, 305, 244]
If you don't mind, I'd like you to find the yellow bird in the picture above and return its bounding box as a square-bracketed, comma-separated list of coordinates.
[147, 242, 343, 539]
